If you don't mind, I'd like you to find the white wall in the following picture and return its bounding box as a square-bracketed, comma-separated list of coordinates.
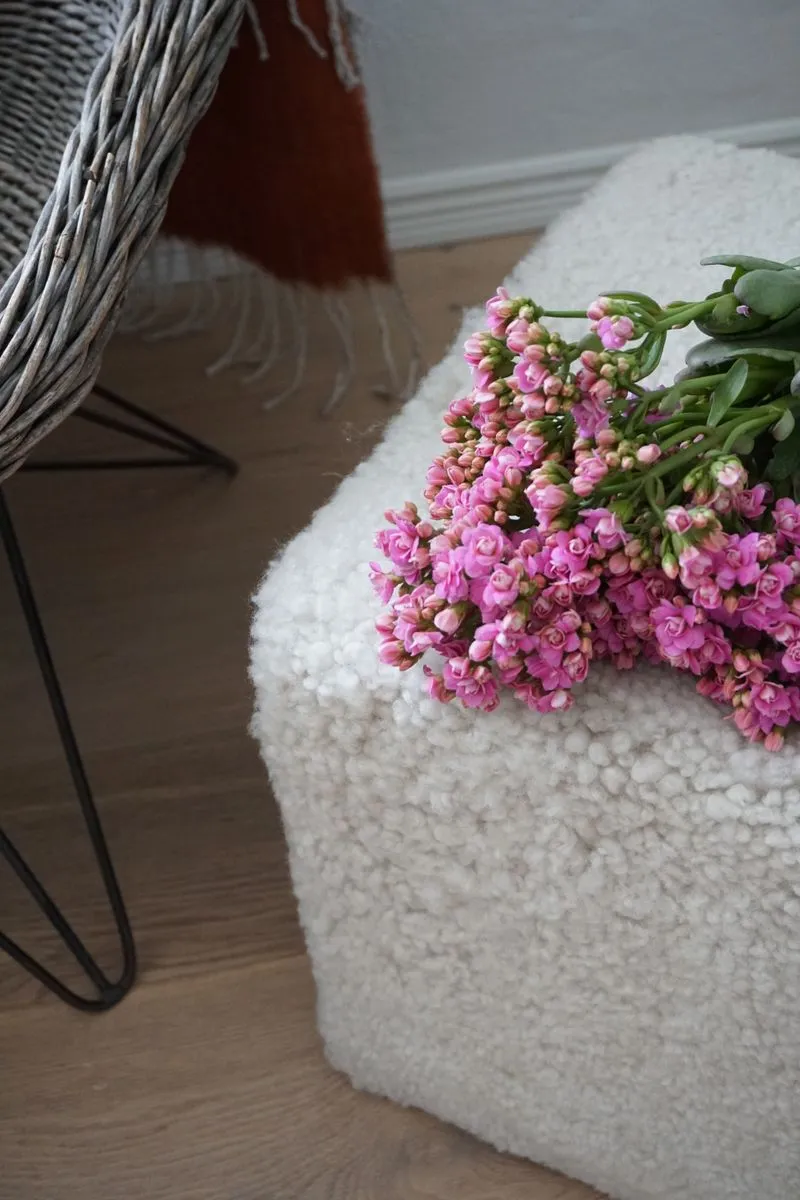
[351, 0, 800, 246]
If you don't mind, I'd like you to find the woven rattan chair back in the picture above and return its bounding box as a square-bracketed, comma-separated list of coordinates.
[0, 0, 243, 479]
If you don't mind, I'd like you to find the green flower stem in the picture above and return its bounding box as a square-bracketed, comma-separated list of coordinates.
[675, 375, 725, 394]
[656, 408, 780, 474]
[721, 413, 778, 454]
[598, 405, 782, 504]
[664, 479, 687, 507]
[644, 474, 662, 517]
[659, 423, 715, 451]
[540, 309, 587, 319]
[651, 298, 718, 331]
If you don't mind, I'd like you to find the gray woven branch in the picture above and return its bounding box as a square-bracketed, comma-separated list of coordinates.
[0, 0, 245, 479]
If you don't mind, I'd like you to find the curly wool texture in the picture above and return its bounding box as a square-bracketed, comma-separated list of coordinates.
[250, 138, 800, 1200]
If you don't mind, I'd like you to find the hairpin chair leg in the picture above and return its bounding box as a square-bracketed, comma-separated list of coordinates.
[0, 491, 136, 1011]
[2, 389, 237, 1009]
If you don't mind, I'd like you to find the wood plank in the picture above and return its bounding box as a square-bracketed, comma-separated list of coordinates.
[0, 233, 598, 1198]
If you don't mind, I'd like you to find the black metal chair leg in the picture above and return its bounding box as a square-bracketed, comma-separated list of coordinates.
[0, 491, 137, 1012]
[21, 384, 239, 476]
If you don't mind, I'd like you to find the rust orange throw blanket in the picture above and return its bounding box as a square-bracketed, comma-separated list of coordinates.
[162, 0, 392, 290]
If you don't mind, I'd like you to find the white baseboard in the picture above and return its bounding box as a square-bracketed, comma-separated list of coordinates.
[148, 116, 800, 280]
[383, 116, 800, 250]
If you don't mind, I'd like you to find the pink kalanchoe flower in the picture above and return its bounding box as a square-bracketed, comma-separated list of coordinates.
[692, 580, 723, 611]
[505, 316, 531, 353]
[441, 655, 471, 686]
[550, 525, 594, 576]
[463, 334, 485, 364]
[750, 562, 793, 614]
[403, 627, 445, 656]
[636, 443, 662, 465]
[583, 508, 627, 550]
[433, 605, 465, 635]
[375, 522, 430, 582]
[711, 457, 747, 490]
[536, 687, 574, 712]
[375, 285, 800, 744]
[570, 568, 602, 595]
[736, 484, 770, 519]
[423, 667, 454, 703]
[462, 523, 509, 577]
[595, 314, 635, 350]
[468, 624, 496, 662]
[482, 563, 521, 609]
[572, 453, 609, 496]
[572, 394, 611, 440]
[485, 287, 514, 336]
[431, 547, 469, 603]
[664, 506, 693, 536]
[713, 533, 761, 591]
[678, 545, 716, 591]
[774, 498, 800, 544]
[748, 680, 794, 730]
[526, 483, 570, 530]
[588, 376, 614, 404]
[586, 297, 610, 321]
[652, 600, 707, 657]
[443, 659, 499, 710]
[513, 346, 550, 394]
[781, 641, 800, 674]
[369, 563, 397, 604]
[378, 638, 412, 669]
[685, 623, 731, 673]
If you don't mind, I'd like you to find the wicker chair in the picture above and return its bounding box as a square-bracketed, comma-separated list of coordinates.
[0, 0, 245, 1010]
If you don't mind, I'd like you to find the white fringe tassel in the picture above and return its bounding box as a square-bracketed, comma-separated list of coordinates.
[243, 0, 360, 87]
[117, 2, 418, 412]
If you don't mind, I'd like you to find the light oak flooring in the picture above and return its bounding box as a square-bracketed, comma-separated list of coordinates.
[0, 234, 600, 1200]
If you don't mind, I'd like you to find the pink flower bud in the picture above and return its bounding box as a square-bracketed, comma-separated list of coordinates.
[587, 297, 610, 321]
[463, 334, 484, 362]
[661, 552, 679, 579]
[434, 606, 464, 635]
[636, 443, 662, 465]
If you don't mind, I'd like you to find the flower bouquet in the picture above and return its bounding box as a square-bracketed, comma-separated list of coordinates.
[372, 255, 800, 749]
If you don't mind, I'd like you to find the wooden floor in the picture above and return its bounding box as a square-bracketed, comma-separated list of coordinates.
[0, 235, 599, 1200]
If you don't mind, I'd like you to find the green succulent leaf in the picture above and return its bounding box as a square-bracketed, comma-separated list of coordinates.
[574, 332, 603, 356]
[701, 254, 793, 273]
[751, 306, 800, 335]
[708, 359, 748, 426]
[603, 290, 661, 314]
[637, 330, 666, 379]
[658, 387, 682, 413]
[734, 269, 800, 320]
[685, 333, 800, 371]
[772, 408, 796, 442]
[766, 424, 800, 480]
[731, 434, 755, 455]
[695, 292, 771, 338]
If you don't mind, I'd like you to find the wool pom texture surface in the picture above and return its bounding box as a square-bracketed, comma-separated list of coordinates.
[250, 137, 800, 1200]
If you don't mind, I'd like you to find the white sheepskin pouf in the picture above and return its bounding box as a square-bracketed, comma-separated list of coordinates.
[250, 138, 800, 1200]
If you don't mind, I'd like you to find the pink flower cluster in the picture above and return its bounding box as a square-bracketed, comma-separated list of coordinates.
[372, 286, 800, 749]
